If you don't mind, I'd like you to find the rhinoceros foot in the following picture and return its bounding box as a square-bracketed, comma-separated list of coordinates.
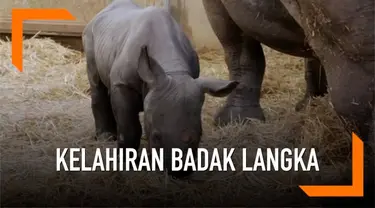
[213, 105, 265, 127]
[295, 94, 323, 112]
[94, 132, 117, 141]
[295, 95, 312, 112]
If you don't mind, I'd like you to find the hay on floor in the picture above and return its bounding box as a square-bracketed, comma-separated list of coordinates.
[0, 37, 352, 206]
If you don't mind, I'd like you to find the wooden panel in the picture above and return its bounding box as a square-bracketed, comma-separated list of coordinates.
[0, 0, 223, 50]
[0, 17, 86, 37]
[0, 33, 84, 52]
[0, 0, 112, 23]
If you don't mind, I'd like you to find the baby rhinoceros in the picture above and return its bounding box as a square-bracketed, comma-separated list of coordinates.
[82, 0, 239, 179]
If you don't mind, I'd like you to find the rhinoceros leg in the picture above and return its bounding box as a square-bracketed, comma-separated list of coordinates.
[110, 85, 142, 151]
[202, 0, 265, 126]
[85, 45, 117, 141]
[90, 80, 118, 141]
[215, 37, 266, 126]
[295, 57, 328, 111]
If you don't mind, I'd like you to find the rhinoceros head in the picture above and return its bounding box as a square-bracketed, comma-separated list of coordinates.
[137, 46, 238, 178]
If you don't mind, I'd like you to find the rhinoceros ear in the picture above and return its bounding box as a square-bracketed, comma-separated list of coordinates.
[137, 46, 167, 87]
[196, 77, 239, 97]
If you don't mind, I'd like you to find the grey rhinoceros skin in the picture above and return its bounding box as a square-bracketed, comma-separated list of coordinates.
[81, 0, 238, 178]
[202, 0, 329, 127]
[202, 0, 374, 143]
[203, 0, 375, 140]
[203, 0, 374, 206]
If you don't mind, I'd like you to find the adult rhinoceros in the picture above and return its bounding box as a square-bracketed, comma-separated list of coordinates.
[202, 0, 374, 142]
[82, 0, 239, 178]
[203, 0, 374, 206]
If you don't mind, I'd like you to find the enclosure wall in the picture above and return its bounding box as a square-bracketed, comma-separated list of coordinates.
[0, 0, 222, 49]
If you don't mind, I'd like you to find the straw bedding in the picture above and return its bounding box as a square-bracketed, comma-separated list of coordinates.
[0, 37, 353, 206]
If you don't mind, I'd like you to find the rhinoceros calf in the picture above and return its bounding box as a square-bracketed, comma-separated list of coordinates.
[82, 0, 238, 178]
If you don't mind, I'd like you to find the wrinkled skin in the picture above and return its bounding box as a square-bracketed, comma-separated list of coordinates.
[280, 0, 374, 141]
[281, 1, 374, 207]
[82, 0, 239, 179]
[202, 0, 373, 141]
[204, 0, 374, 206]
[202, 0, 329, 127]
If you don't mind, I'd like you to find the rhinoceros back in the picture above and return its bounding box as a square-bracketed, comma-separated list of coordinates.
[84, 0, 150, 88]
[83, 0, 199, 89]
